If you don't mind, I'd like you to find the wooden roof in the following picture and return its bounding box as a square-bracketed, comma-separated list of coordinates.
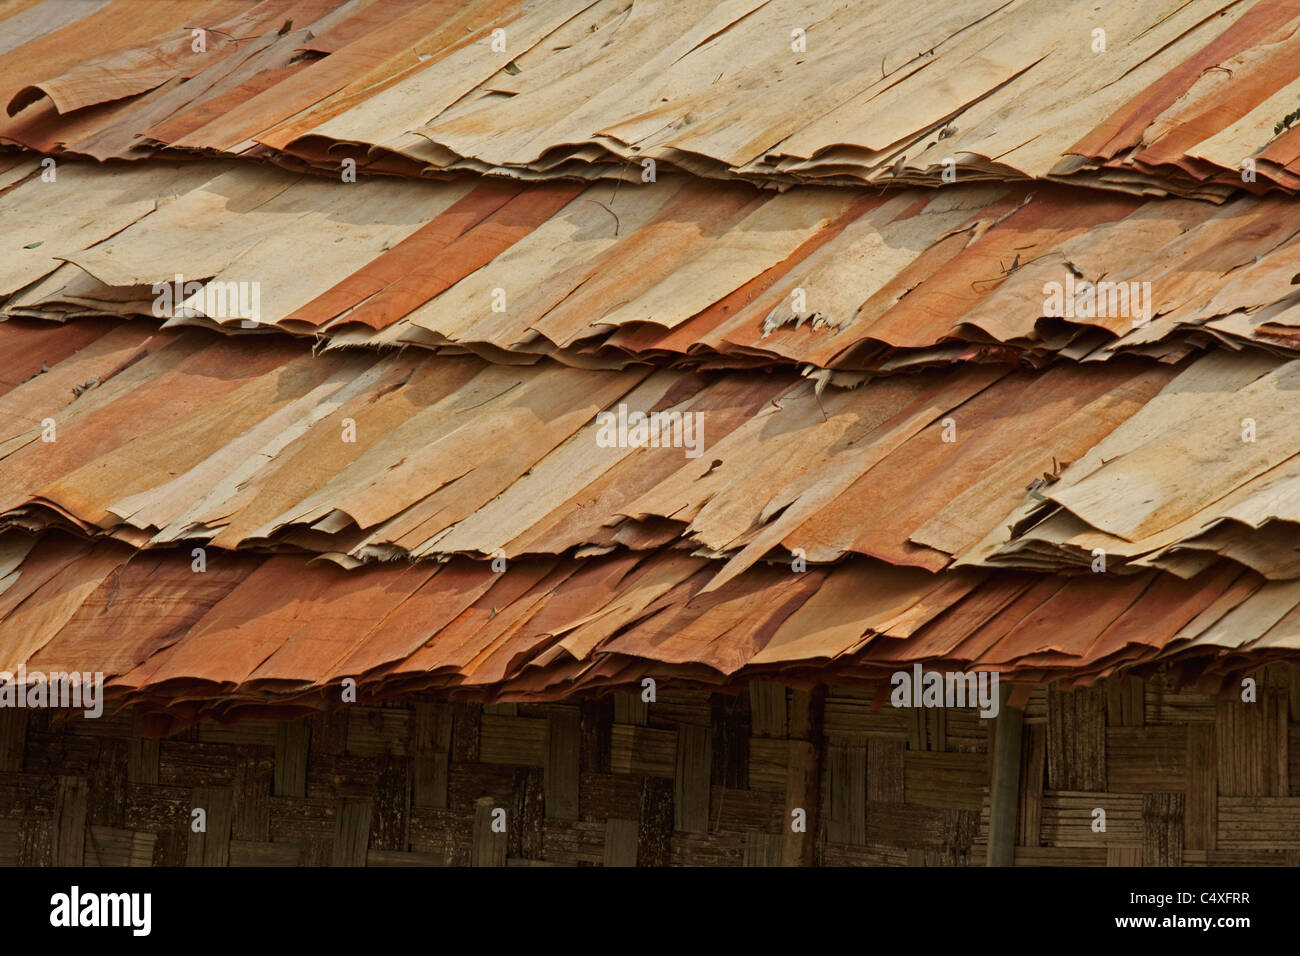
[1, 0, 1299, 715]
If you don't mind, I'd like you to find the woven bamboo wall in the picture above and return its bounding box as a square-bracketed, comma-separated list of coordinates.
[1014, 665, 1300, 866]
[0, 669, 1295, 866]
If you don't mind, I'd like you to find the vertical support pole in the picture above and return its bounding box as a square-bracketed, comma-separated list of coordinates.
[987, 682, 1023, 867]
[781, 686, 824, 867]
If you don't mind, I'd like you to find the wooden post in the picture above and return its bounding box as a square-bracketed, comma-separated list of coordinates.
[781, 687, 824, 867]
[987, 682, 1023, 867]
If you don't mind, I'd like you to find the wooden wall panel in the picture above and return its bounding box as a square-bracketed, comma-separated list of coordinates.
[0, 671, 1294, 865]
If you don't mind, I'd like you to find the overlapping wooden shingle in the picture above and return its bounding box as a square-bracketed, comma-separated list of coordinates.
[3, 0, 1290, 199]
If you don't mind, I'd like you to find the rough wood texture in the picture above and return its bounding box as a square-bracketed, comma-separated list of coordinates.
[1046, 684, 1107, 791]
[0, 670, 1295, 865]
[987, 687, 1023, 866]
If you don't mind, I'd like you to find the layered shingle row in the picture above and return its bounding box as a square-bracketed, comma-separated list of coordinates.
[9, 161, 1300, 372]
[0, 532, 1286, 718]
[5, 0, 1300, 198]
